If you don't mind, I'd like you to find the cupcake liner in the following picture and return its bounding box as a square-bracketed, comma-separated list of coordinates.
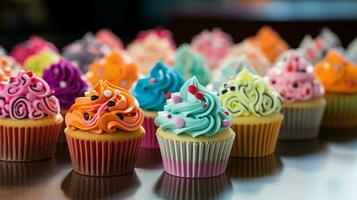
[279, 103, 325, 140]
[322, 93, 357, 128]
[141, 116, 159, 149]
[157, 134, 234, 178]
[231, 116, 282, 158]
[0, 123, 62, 162]
[66, 134, 142, 176]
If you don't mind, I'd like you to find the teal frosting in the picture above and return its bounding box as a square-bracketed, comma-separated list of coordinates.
[173, 45, 211, 86]
[155, 77, 231, 137]
[132, 62, 185, 111]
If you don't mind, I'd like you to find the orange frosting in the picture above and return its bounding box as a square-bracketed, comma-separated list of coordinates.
[65, 80, 144, 134]
[0, 57, 13, 83]
[315, 50, 357, 93]
[247, 26, 289, 62]
[86, 50, 139, 89]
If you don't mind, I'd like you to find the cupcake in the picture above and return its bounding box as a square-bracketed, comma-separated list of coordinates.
[9, 36, 58, 64]
[246, 26, 289, 62]
[64, 80, 145, 176]
[0, 45, 5, 56]
[95, 29, 124, 50]
[267, 51, 326, 140]
[23, 50, 60, 76]
[86, 50, 138, 89]
[219, 69, 283, 157]
[155, 77, 235, 178]
[127, 28, 175, 75]
[190, 28, 233, 69]
[347, 37, 357, 63]
[173, 45, 211, 86]
[42, 59, 88, 144]
[314, 50, 357, 128]
[0, 57, 15, 83]
[62, 33, 111, 73]
[132, 62, 185, 148]
[0, 71, 63, 161]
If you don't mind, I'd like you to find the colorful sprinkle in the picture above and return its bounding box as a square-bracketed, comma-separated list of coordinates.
[165, 92, 172, 99]
[91, 95, 99, 101]
[107, 100, 115, 107]
[167, 114, 172, 119]
[222, 119, 230, 127]
[194, 92, 204, 100]
[115, 89, 121, 95]
[149, 78, 156, 84]
[224, 111, 229, 116]
[59, 81, 67, 88]
[26, 71, 33, 77]
[84, 112, 90, 120]
[174, 117, 185, 128]
[202, 103, 207, 108]
[103, 90, 112, 98]
[26, 93, 35, 101]
[172, 95, 181, 104]
[188, 85, 197, 94]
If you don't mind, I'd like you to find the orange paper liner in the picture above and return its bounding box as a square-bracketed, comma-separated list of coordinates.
[66, 134, 142, 176]
[231, 119, 282, 158]
[0, 123, 62, 162]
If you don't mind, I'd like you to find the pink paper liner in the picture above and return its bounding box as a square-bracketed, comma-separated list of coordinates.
[141, 116, 159, 149]
[0, 123, 62, 162]
[66, 135, 142, 176]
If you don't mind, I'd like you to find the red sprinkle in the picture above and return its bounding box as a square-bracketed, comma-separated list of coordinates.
[224, 111, 229, 116]
[149, 78, 156, 83]
[165, 92, 172, 99]
[188, 85, 197, 94]
[10, 77, 16, 82]
[195, 92, 204, 100]
[287, 64, 293, 72]
[167, 114, 172, 119]
[202, 103, 207, 108]
[26, 71, 33, 77]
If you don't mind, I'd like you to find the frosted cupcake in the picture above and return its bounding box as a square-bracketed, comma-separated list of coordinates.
[173, 45, 211, 86]
[191, 28, 233, 69]
[23, 50, 60, 76]
[219, 69, 283, 157]
[95, 29, 124, 50]
[0, 71, 63, 161]
[315, 50, 357, 127]
[10, 36, 58, 64]
[65, 80, 144, 176]
[132, 62, 184, 148]
[267, 51, 326, 139]
[155, 77, 235, 178]
[86, 50, 138, 90]
[127, 28, 175, 75]
[43, 59, 88, 143]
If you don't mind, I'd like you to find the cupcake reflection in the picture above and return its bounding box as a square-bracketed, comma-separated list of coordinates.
[276, 139, 325, 156]
[154, 173, 233, 200]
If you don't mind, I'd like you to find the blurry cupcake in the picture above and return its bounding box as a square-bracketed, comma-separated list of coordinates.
[173, 45, 211, 86]
[219, 69, 283, 157]
[127, 28, 175, 75]
[315, 50, 357, 127]
[63, 33, 111, 73]
[86, 50, 138, 89]
[132, 62, 184, 148]
[155, 77, 235, 178]
[23, 50, 60, 76]
[246, 26, 289, 62]
[42, 59, 88, 143]
[0, 56, 20, 83]
[190, 28, 233, 69]
[0, 71, 63, 161]
[65, 80, 144, 176]
[0, 45, 5, 56]
[95, 29, 124, 50]
[10, 36, 58, 64]
[267, 51, 326, 140]
[347, 37, 357, 63]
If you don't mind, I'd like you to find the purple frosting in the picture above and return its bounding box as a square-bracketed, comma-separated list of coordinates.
[42, 59, 88, 109]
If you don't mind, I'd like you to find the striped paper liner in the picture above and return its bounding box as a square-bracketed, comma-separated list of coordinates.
[141, 116, 159, 149]
[157, 134, 234, 178]
[66, 134, 142, 176]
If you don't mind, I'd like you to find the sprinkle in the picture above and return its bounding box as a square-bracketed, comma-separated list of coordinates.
[174, 118, 185, 128]
[104, 90, 112, 98]
[10, 77, 16, 82]
[26, 93, 35, 101]
[59, 81, 67, 88]
[115, 90, 121, 95]
[107, 100, 115, 107]
[202, 103, 207, 108]
[91, 95, 99, 101]
[26, 71, 33, 77]
[188, 85, 197, 94]
[194, 92, 204, 100]
[222, 119, 230, 127]
[165, 92, 172, 99]
[172, 96, 181, 104]
[167, 114, 172, 119]
[287, 65, 293, 72]
[149, 78, 156, 83]
[116, 113, 124, 120]
[84, 113, 90, 120]
[224, 111, 229, 116]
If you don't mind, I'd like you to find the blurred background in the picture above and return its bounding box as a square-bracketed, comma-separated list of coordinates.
[0, 0, 357, 49]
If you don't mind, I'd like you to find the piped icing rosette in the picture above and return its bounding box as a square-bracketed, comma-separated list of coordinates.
[65, 80, 144, 133]
[315, 50, 357, 93]
[42, 59, 88, 110]
[190, 28, 233, 69]
[132, 62, 185, 111]
[63, 33, 111, 73]
[219, 69, 282, 117]
[0, 71, 60, 120]
[155, 77, 231, 137]
[267, 51, 324, 103]
[173, 45, 211, 86]
[95, 29, 124, 50]
[86, 50, 138, 90]
[9, 36, 58, 64]
[134, 27, 175, 48]
[23, 50, 60, 76]
[0, 56, 21, 83]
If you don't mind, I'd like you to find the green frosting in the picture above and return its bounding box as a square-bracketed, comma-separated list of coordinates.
[219, 69, 282, 117]
[173, 45, 211, 86]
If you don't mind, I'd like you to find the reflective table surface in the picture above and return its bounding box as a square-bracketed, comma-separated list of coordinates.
[0, 129, 357, 200]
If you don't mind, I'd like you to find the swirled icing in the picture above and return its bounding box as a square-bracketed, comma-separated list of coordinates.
[132, 62, 185, 111]
[86, 50, 138, 90]
[95, 29, 123, 50]
[23, 50, 60, 76]
[191, 28, 233, 69]
[134, 27, 175, 48]
[0, 71, 60, 119]
[315, 50, 357, 93]
[42, 59, 88, 110]
[155, 77, 231, 137]
[65, 80, 144, 134]
[267, 51, 324, 103]
[219, 69, 282, 117]
[173, 45, 211, 86]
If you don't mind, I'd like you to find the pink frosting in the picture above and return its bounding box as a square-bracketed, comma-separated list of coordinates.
[267, 51, 324, 103]
[191, 28, 233, 69]
[95, 29, 124, 50]
[0, 71, 60, 119]
[134, 27, 176, 48]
